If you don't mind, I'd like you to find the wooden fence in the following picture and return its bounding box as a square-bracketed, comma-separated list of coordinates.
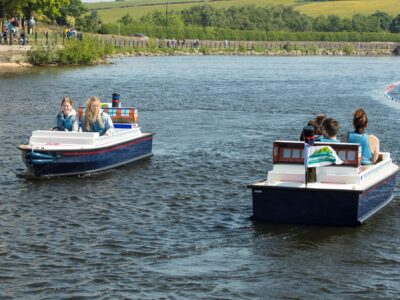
[2, 31, 399, 54]
[95, 37, 400, 53]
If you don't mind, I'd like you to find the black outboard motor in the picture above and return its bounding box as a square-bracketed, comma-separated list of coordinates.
[112, 93, 120, 108]
[303, 125, 317, 183]
[303, 125, 316, 146]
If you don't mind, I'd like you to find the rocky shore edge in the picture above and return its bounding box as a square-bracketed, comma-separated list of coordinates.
[0, 44, 397, 68]
[108, 48, 396, 58]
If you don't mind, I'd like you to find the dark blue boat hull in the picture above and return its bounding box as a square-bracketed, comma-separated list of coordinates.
[249, 172, 398, 226]
[20, 134, 153, 177]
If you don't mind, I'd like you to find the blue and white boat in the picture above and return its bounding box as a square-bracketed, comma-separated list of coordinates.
[18, 107, 153, 177]
[248, 141, 399, 226]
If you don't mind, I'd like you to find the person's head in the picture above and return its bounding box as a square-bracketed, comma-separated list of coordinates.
[61, 97, 73, 116]
[85, 96, 103, 131]
[87, 96, 101, 114]
[322, 118, 339, 138]
[308, 113, 327, 136]
[352, 108, 368, 134]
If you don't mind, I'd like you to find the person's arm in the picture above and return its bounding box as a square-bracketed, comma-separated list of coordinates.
[104, 114, 114, 136]
[81, 117, 87, 132]
[72, 116, 79, 132]
[369, 134, 380, 163]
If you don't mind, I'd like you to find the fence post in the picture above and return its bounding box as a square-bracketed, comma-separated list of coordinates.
[45, 31, 48, 45]
[9, 30, 12, 45]
[35, 31, 37, 44]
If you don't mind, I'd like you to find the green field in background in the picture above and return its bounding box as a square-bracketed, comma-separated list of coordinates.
[85, 0, 400, 24]
[297, 0, 400, 18]
[87, 0, 295, 23]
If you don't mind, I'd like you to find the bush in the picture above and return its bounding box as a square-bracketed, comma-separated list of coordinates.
[28, 45, 60, 65]
[28, 37, 116, 65]
[343, 43, 355, 55]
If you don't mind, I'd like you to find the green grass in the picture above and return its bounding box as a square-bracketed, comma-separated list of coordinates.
[85, 0, 400, 24]
[87, 0, 295, 24]
[85, 0, 206, 10]
[296, 0, 400, 18]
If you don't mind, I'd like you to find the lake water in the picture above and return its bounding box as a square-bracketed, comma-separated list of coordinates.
[0, 56, 399, 298]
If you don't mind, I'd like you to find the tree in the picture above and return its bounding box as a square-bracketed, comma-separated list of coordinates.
[390, 14, 400, 33]
[372, 11, 391, 31]
[66, 15, 75, 27]
[119, 13, 133, 25]
[57, 0, 87, 26]
[0, 0, 70, 19]
[352, 14, 380, 32]
[78, 10, 101, 32]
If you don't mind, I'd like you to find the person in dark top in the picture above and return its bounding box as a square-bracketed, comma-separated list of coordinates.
[316, 118, 340, 143]
[300, 113, 327, 141]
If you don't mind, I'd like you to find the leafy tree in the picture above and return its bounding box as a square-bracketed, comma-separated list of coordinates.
[0, 0, 70, 19]
[78, 9, 101, 32]
[390, 14, 400, 33]
[140, 11, 165, 26]
[66, 15, 75, 27]
[119, 13, 133, 25]
[372, 11, 391, 31]
[352, 14, 380, 32]
[57, 0, 87, 26]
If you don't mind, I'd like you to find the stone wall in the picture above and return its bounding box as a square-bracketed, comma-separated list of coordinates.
[0, 45, 31, 63]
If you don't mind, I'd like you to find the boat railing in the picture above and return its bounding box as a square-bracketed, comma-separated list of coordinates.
[77, 107, 138, 125]
[273, 141, 361, 167]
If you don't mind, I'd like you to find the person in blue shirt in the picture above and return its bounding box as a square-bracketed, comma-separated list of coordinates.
[82, 96, 114, 136]
[342, 108, 380, 165]
[55, 97, 79, 131]
[316, 118, 340, 143]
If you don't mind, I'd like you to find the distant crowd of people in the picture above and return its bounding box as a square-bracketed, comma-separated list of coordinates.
[0, 16, 35, 45]
[301, 109, 379, 165]
[165, 39, 201, 48]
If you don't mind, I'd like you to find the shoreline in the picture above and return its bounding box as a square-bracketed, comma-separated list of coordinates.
[0, 62, 32, 67]
[0, 44, 398, 69]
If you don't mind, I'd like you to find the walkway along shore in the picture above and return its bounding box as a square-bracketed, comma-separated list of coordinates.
[1, 39, 400, 67]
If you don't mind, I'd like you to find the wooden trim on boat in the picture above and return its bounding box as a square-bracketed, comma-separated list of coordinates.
[272, 141, 361, 167]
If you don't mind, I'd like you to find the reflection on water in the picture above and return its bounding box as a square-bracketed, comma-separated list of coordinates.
[0, 56, 399, 298]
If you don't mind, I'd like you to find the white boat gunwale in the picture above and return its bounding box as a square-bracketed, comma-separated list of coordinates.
[18, 129, 154, 152]
[248, 140, 399, 192]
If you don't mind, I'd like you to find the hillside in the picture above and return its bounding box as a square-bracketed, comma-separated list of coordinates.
[84, 0, 400, 24]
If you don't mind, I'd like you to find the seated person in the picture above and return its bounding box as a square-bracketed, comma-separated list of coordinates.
[316, 118, 340, 143]
[81, 96, 113, 136]
[55, 97, 79, 131]
[300, 113, 327, 141]
[341, 108, 379, 165]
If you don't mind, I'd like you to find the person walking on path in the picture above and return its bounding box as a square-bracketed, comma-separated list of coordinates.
[28, 17, 35, 34]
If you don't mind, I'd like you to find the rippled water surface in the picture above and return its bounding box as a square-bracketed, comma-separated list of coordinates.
[1, 56, 399, 299]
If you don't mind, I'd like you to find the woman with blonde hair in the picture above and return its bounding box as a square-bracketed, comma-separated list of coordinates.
[81, 96, 114, 136]
[55, 97, 79, 131]
[342, 108, 379, 165]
